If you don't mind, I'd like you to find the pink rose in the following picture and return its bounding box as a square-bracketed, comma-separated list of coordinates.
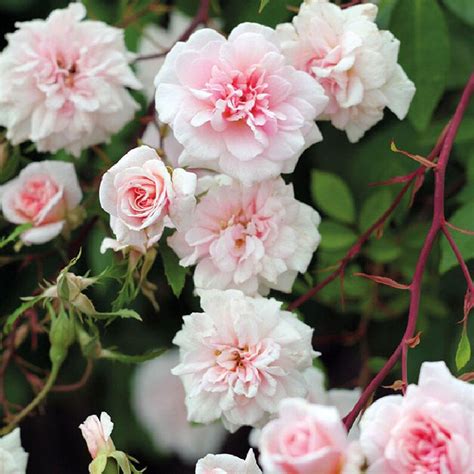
[276, 0, 415, 142]
[99, 145, 196, 253]
[359, 361, 474, 473]
[196, 449, 262, 474]
[155, 23, 328, 184]
[0, 3, 141, 156]
[0, 161, 82, 245]
[168, 178, 321, 295]
[79, 412, 115, 459]
[259, 398, 358, 474]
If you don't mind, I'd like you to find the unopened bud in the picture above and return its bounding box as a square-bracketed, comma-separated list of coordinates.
[49, 309, 76, 367]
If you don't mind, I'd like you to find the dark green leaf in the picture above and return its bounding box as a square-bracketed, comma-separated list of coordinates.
[319, 221, 357, 251]
[390, 0, 450, 131]
[311, 170, 356, 224]
[359, 188, 393, 232]
[4, 296, 42, 334]
[161, 242, 187, 298]
[442, 0, 474, 27]
[92, 309, 142, 321]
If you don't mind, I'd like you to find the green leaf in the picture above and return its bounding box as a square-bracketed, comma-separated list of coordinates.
[89, 454, 108, 474]
[4, 296, 42, 334]
[442, 0, 474, 26]
[161, 242, 187, 298]
[456, 327, 471, 370]
[358, 188, 393, 232]
[366, 237, 402, 263]
[376, 0, 399, 29]
[390, 0, 450, 131]
[0, 223, 32, 249]
[92, 309, 142, 321]
[319, 221, 357, 251]
[440, 204, 474, 273]
[311, 170, 356, 224]
[100, 348, 166, 364]
[259, 0, 270, 12]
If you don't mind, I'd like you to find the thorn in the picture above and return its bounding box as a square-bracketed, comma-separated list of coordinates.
[353, 273, 410, 290]
[406, 331, 422, 348]
[383, 379, 406, 391]
[391, 141, 437, 169]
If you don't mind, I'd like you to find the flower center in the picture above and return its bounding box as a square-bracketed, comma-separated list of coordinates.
[56, 55, 78, 88]
[205, 66, 275, 128]
[399, 415, 452, 472]
[201, 339, 281, 398]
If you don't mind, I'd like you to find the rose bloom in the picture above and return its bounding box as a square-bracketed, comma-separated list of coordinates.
[155, 23, 328, 184]
[276, 0, 415, 142]
[0, 428, 29, 474]
[259, 398, 362, 474]
[0, 161, 82, 245]
[131, 349, 226, 463]
[137, 11, 221, 102]
[359, 361, 474, 474]
[79, 412, 115, 459]
[99, 145, 196, 253]
[0, 3, 141, 156]
[168, 177, 320, 295]
[196, 449, 262, 474]
[172, 289, 315, 433]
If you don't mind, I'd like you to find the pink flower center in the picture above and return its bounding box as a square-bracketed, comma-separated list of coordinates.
[396, 415, 452, 472]
[204, 65, 279, 134]
[15, 175, 64, 224]
[200, 339, 281, 398]
[56, 56, 78, 88]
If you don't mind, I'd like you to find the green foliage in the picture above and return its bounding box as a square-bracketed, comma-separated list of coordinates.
[311, 170, 356, 224]
[442, 0, 474, 27]
[358, 188, 392, 232]
[0, 223, 32, 249]
[160, 241, 187, 298]
[455, 327, 471, 370]
[390, 0, 450, 132]
[100, 348, 166, 364]
[319, 221, 357, 251]
[440, 204, 474, 273]
[259, 0, 271, 13]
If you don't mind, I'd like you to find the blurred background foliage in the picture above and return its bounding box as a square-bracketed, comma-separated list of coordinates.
[0, 0, 473, 472]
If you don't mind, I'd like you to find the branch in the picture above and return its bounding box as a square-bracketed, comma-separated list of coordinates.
[343, 72, 474, 431]
[134, 0, 212, 62]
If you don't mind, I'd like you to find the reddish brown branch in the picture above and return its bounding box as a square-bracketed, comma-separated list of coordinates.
[343, 72, 474, 431]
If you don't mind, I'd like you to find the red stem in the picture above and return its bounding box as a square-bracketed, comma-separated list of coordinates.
[343, 72, 474, 431]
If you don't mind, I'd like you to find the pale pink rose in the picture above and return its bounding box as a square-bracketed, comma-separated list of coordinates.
[79, 412, 115, 459]
[0, 3, 141, 157]
[155, 23, 328, 184]
[168, 178, 321, 295]
[99, 145, 196, 253]
[172, 289, 315, 433]
[196, 449, 262, 474]
[131, 349, 226, 463]
[359, 361, 474, 474]
[142, 118, 233, 195]
[0, 428, 29, 474]
[137, 11, 222, 102]
[259, 398, 360, 474]
[276, 0, 415, 142]
[0, 161, 82, 245]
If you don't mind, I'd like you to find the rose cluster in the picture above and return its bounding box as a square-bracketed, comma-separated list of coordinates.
[2, 1, 468, 474]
